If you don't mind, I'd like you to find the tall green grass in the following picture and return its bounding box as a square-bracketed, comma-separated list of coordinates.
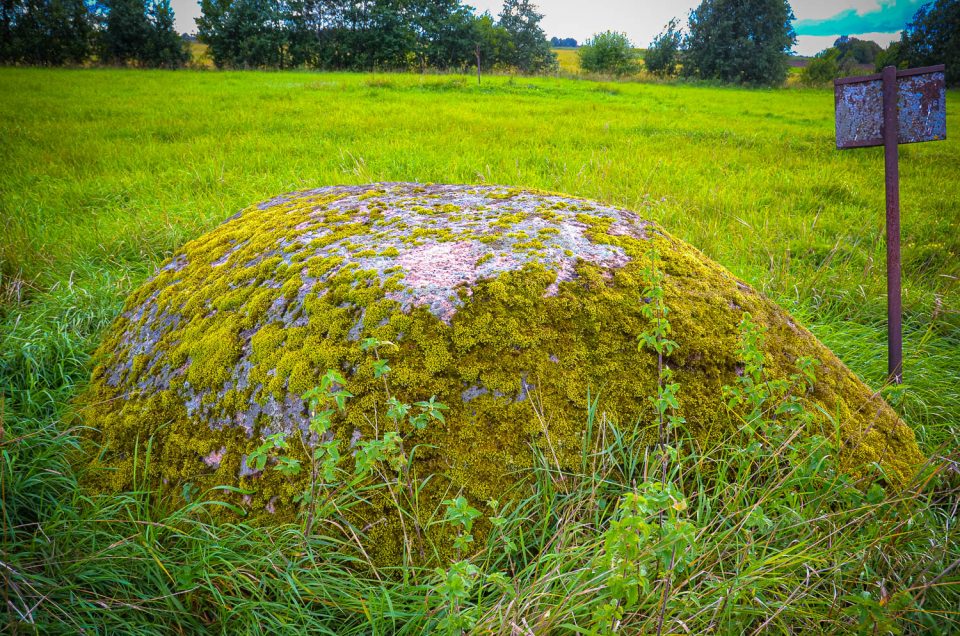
[3, 368, 958, 633]
[1, 68, 958, 632]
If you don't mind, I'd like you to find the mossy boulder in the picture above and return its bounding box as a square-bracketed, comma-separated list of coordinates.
[80, 183, 921, 557]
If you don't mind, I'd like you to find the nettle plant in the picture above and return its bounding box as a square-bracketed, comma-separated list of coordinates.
[591, 249, 695, 632]
[592, 483, 696, 632]
[717, 312, 873, 504]
[723, 312, 819, 444]
[248, 337, 448, 536]
[432, 495, 483, 632]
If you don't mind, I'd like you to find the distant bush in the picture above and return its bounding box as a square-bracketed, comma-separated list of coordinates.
[801, 36, 884, 85]
[833, 35, 882, 66]
[800, 49, 840, 85]
[644, 18, 682, 77]
[578, 31, 638, 76]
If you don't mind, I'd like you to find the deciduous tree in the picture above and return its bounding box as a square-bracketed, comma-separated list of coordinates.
[683, 0, 795, 85]
[644, 18, 682, 77]
[881, 0, 959, 86]
[497, 0, 555, 73]
[196, 0, 287, 69]
[2, 0, 93, 65]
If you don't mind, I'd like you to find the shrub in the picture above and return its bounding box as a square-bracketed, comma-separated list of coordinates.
[578, 30, 639, 76]
[800, 48, 840, 85]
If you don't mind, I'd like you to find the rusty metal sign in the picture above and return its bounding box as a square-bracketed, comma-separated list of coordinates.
[835, 64, 947, 384]
[835, 65, 946, 149]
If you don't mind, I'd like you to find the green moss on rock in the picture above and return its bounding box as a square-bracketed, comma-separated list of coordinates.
[78, 183, 923, 563]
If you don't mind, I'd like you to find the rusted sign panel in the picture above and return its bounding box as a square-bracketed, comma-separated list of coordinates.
[835, 65, 946, 149]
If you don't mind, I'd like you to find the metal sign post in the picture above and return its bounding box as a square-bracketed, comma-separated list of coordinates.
[834, 64, 947, 384]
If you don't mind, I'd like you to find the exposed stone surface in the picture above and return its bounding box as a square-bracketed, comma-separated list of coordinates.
[79, 183, 922, 562]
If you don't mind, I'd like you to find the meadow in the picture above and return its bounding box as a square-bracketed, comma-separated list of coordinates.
[1, 68, 958, 633]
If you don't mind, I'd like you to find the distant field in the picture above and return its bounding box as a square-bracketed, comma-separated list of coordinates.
[553, 46, 580, 73]
[188, 40, 213, 68]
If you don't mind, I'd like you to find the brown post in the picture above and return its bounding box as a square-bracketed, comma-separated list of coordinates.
[882, 65, 903, 383]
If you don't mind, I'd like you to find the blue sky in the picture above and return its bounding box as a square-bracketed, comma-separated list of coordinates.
[171, 0, 926, 57]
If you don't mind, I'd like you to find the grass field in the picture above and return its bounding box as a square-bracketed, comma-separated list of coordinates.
[553, 46, 580, 73]
[1, 68, 959, 632]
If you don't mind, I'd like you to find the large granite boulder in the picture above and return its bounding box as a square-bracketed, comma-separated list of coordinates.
[79, 183, 921, 559]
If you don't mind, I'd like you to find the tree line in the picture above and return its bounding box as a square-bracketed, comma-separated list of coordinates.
[1, 0, 187, 67]
[636, 0, 957, 87]
[4, 0, 954, 83]
[0, 0, 558, 72]
[573, 0, 795, 85]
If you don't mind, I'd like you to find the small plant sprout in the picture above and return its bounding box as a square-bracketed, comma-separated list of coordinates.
[487, 499, 518, 565]
[412, 396, 448, 430]
[432, 495, 483, 633]
[637, 248, 684, 483]
[433, 559, 481, 633]
[592, 482, 695, 634]
[443, 495, 481, 556]
[246, 431, 290, 473]
[298, 370, 352, 535]
[722, 312, 821, 445]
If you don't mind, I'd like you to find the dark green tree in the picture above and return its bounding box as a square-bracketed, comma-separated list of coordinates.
[281, 0, 315, 67]
[195, 0, 535, 72]
[472, 11, 510, 70]
[143, 0, 188, 67]
[833, 35, 881, 66]
[874, 39, 903, 71]
[578, 30, 638, 76]
[197, 0, 287, 68]
[683, 0, 796, 85]
[101, 0, 150, 64]
[881, 0, 959, 86]
[4, 0, 93, 64]
[415, 0, 477, 70]
[101, 0, 186, 66]
[1, 0, 13, 61]
[644, 18, 682, 77]
[800, 36, 881, 85]
[498, 0, 555, 73]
